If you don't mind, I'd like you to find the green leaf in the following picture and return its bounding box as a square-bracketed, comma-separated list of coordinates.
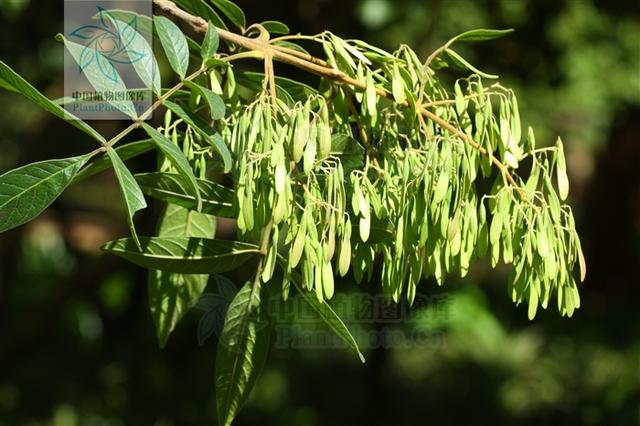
[173, 0, 227, 30]
[149, 203, 216, 347]
[163, 100, 232, 172]
[442, 48, 499, 79]
[0, 156, 88, 233]
[210, 0, 246, 29]
[107, 147, 147, 249]
[0, 61, 105, 143]
[57, 35, 138, 119]
[260, 20, 289, 35]
[184, 81, 226, 120]
[102, 237, 258, 273]
[96, 9, 154, 36]
[215, 280, 270, 426]
[294, 276, 364, 362]
[279, 256, 365, 362]
[141, 123, 202, 211]
[134, 172, 235, 217]
[154, 16, 190, 79]
[452, 28, 514, 42]
[73, 139, 155, 183]
[330, 133, 365, 172]
[201, 21, 220, 59]
[104, 12, 161, 95]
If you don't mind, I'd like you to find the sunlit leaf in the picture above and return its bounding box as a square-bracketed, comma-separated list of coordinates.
[141, 123, 202, 211]
[154, 15, 190, 79]
[453, 28, 514, 42]
[163, 100, 232, 172]
[184, 81, 226, 119]
[58, 35, 138, 118]
[105, 12, 161, 95]
[260, 20, 289, 35]
[107, 147, 147, 249]
[73, 139, 154, 183]
[210, 0, 246, 29]
[134, 172, 235, 217]
[279, 256, 365, 363]
[102, 236, 258, 273]
[0, 61, 105, 142]
[201, 21, 220, 59]
[174, 0, 227, 30]
[0, 156, 88, 233]
[149, 203, 216, 347]
[215, 280, 270, 426]
[442, 48, 498, 79]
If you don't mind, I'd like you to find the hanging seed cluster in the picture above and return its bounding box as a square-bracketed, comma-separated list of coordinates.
[203, 32, 586, 319]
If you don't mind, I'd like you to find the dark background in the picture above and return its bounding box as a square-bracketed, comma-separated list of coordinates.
[1, 0, 639, 425]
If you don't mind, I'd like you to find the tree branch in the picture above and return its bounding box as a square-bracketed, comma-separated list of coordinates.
[152, 0, 524, 198]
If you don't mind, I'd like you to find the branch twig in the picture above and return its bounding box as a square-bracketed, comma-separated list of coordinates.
[152, 0, 524, 198]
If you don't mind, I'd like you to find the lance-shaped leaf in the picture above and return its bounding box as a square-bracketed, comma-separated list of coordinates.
[278, 257, 365, 363]
[57, 35, 138, 119]
[134, 172, 235, 217]
[96, 9, 153, 36]
[215, 280, 270, 426]
[149, 203, 216, 347]
[73, 139, 155, 183]
[442, 48, 498, 79]
[260, 20, 289, 35]
[210, 0, 246, 30]
[102, 237, 259, 273]
[184, 81, 226, 120]
[174, 0, 227, 31]
[452, 28, 514, 43]
[295, 277, 364, 362]
[154, 15, 189, 79]
[163, 100, 232, 172]
[201, 21, 220, 59]
[105, 13, 161, 95]
[0, 61, 105, 143]
[107, 147, 147, 249]
[0, 156, 89, 233]
[141, 123, 202, 211]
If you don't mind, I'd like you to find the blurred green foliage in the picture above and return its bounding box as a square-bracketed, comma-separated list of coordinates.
[0, 0, 639, 425]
